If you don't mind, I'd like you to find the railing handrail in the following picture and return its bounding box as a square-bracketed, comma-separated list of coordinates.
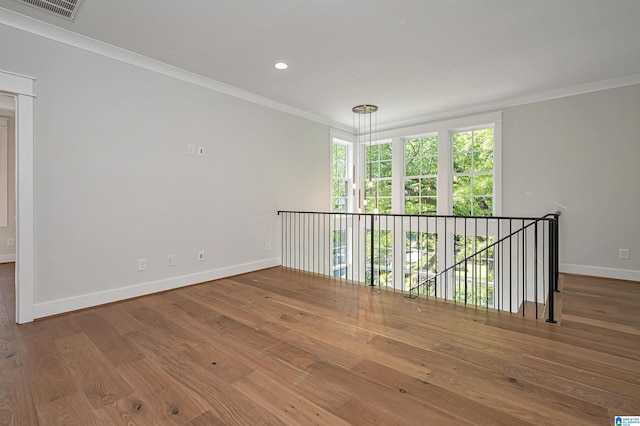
[278, 210, 559, 223]
[409, 211, 561, 293]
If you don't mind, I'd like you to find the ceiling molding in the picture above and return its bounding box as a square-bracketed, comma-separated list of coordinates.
[0, 7, 352, 132]
[379, 73, 640, 133]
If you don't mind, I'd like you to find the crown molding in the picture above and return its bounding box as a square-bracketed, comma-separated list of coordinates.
[3, 7, 639, 137]
[0, 7, 352, 132]
[379, 73, 640, 133]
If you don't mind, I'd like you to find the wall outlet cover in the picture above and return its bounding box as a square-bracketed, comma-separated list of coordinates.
[137, 258, 147, 271]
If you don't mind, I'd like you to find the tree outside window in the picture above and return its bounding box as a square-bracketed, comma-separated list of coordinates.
[452, 128, 494, 216]
[364, 142, 392, 214]
[404, 136, 438, 215]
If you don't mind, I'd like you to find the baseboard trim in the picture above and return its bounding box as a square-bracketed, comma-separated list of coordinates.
[560, 263, 640, 282]
[0, 253, 16, 263]
[33, 258, 281, 319]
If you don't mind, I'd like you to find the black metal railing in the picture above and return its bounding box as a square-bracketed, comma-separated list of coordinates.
[278, 211, 560, 322]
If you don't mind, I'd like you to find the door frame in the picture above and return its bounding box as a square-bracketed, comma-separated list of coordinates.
[0, 69, 35, 324]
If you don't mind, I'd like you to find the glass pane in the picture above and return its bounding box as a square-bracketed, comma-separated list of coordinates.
[405, 156, 420, 176]
[378, 198, 392, 214]
[380, 143, 393, 160]
[366, 145, 378, 162]
[473, 174, 493, 196]
[379, 161, 392, 178]
[379, 179, 392, 196]
[453, 131, 472, 153]
[422, 196, 437, 214]
[473, 197, 493, 216]
[405, 139, 420, 155]
[366, 162, 380, 179]
[453, 153, 472, 173]
[422, 136, 438, 155]
[405, 178, 420, 197]
[473, 151, 493, 172]
[365, 200, 375, 214]
[453, 196, 472, 216]
[474, 128, 494, 151]
[422, 155, 438, 175]
[334, 161, 346, 178]
[333, 180, 347, 197]
[421, 178, 437, 196]
[405, 197, 419, 215]
[453, 176, 471, 197]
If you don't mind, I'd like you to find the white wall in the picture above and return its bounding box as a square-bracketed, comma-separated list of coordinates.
[502, 84, 640, 280]
[0, 23, 330, 317]
[0, 114, 16, 262]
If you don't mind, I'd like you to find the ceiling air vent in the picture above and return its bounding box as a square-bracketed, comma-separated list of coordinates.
[14, 0, 85, 20]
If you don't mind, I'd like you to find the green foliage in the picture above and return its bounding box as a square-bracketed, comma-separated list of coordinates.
[405, 136, 438, 177]
[452, 280, 494, 306]
[366, 230, 393, 285]
[404, 232, 437, 290]
[452, 127, 494, 216]
[404, 137, 438, 215]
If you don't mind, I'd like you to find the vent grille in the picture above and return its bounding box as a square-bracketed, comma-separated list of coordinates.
[15, 0, 85, 20]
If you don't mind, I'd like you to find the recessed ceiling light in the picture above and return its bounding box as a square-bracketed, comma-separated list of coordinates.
[274, 62, 289, 70]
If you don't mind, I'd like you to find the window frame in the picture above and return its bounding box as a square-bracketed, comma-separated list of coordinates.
[330, 132, 354, 213]
[362, 140, 393, 214]
[373, 111, 502, 216]
[403, 134, 439, 216]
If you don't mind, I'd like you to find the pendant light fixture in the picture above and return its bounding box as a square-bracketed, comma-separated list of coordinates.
[352, 104, 379, 214]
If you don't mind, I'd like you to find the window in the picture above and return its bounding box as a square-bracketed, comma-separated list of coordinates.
[364, 142, 392, 213]
[332, 142, 349, 212]
[330, 113, 500, 216]
[452, 128, 494, 216]
[404, 136, 437, 215]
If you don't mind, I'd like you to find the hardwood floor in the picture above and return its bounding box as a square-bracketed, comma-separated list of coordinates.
[0, 262, 639, 425]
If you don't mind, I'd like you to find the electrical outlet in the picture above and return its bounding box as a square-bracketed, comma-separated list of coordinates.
[264, 241, 270, 251]
[619, 249, 630, 260]
[138, 258, 147, 271]
[7, 238, 14, 247]
[197, 250, 205, 262]
[166, 254, 174, 266]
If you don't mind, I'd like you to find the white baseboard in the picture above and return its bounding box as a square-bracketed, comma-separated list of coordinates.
[0, 253, 16, 263]
[560, 263, 640, 282]
[33, 257, 281, 319]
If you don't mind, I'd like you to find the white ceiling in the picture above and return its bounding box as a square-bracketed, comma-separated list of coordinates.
[1, 0, 640, 129]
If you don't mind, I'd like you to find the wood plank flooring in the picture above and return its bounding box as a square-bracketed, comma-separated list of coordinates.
[0, 263, 639, 425]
